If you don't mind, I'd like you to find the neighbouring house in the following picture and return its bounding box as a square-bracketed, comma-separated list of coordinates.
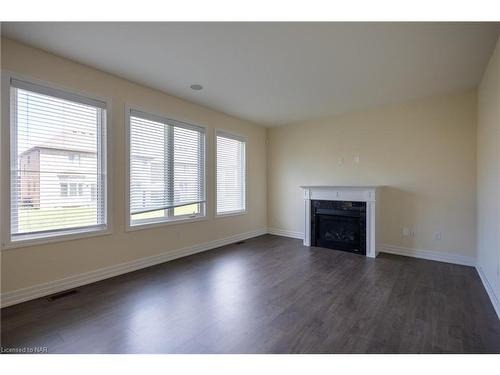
[18, 129, 98, 209]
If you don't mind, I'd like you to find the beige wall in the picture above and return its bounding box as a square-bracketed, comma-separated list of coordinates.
[477, 37, 500, 307]
[267, 91, 477, 258]
[0, 38, 268, 293]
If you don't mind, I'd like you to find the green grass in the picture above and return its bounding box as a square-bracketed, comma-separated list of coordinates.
[17, 203, 200, 233]
[174, 203, 199, 216]
[17, 207, 97, 233]
[131, 203, 199, 222]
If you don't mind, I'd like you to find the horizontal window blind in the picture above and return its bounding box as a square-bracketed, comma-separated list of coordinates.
[129, 110, 206, 225]
[216, 131, 246, 214]
[10, 80, 107, 240]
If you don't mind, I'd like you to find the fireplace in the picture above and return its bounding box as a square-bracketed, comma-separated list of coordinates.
[311, 200, 366, 255]
[301, 186, 379, 258]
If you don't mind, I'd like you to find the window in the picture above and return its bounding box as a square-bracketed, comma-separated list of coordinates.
[90, 184, 97, 202]
[216, 131, 246, 215]
[8, 78, 107, 243]
[69, 183, 77, 196]
[128, 109, 206, 227]
[60, 183, 68, 197]
[68, 153, 80, 164]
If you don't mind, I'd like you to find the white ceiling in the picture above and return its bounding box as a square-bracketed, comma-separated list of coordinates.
[2, 22, 499, 126]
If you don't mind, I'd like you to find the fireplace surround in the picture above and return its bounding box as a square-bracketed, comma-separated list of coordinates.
[301, 186, 380, 258]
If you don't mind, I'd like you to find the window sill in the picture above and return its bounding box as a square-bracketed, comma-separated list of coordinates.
[126, 215, 208, 232]
[215, 210, 247, 219]
[1, 227, 111, 250]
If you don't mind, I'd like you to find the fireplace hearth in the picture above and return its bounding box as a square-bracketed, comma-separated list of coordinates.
[311, 200, 366, 255]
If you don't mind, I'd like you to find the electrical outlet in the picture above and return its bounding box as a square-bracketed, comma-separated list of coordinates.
[402, 227, 410, 237]
[434, 232, 442, 241]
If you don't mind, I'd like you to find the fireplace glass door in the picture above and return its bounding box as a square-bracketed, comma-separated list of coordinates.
[311, 200, 366, 255]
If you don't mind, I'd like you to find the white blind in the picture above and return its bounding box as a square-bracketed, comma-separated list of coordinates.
[129, 110, 205, 225]
[10, 80, 107, 240]
[216, 131, 246, 214]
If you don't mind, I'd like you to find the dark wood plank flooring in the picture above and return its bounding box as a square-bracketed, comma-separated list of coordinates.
[2, 235, 500, 353]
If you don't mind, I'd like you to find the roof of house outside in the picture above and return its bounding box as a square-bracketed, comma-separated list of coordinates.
[21, 130, 97, 156]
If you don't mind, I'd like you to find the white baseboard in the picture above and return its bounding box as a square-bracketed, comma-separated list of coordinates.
[379, 244, 476, 267]
[267, 227, 304, 240]
[0, 228, 268, 308]
[476, 265, 500, 320]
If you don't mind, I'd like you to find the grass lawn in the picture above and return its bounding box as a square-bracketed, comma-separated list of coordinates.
[17, 203, 200, 233]
[131, 203, 199, 221]
[17, 207, 97, 233]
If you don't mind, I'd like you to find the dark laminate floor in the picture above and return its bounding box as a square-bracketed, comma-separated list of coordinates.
[2, 235, 500, 354]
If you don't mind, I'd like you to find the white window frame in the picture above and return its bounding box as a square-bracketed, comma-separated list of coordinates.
[215, 129, 248, 218]
[0, 71, 113, 250]
[125, 105, 208, 231]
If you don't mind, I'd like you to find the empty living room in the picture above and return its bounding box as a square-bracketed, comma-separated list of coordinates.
[1, 1, 500, 372]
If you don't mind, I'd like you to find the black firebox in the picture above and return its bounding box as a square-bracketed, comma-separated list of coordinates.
[311, 200, 366, 255]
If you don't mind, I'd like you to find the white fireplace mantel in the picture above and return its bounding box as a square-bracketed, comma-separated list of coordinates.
[301, 186, 380, 258]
